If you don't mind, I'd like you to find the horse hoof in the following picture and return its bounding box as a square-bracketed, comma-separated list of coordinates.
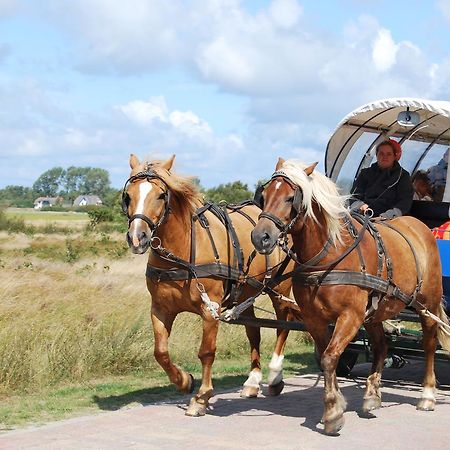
[417, 398, 435, 411]
[185, 397, 207, 417]
[178, 373, 195, 394]
[188, 373, 195, 394]
[240, 385, 259, 398]
[363, 397, 381, 412]
[268, 380, 285, 396]
[324, 415, 345, 436]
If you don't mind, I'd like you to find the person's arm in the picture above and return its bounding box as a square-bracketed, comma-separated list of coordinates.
[380, 171, 413, 219]
[349, 170, 368, 211]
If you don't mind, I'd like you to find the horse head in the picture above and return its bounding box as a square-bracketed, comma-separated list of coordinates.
[123, 154, 175, 254]
[251, 157, 317, 254]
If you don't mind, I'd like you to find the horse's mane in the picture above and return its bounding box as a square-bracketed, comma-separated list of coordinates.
[136, 159, 203, 224]
[280, 159, 351, 245]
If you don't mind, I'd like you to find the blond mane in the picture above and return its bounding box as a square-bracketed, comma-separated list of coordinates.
[279, 159, 350, 245]
[135, 158, 203, 224]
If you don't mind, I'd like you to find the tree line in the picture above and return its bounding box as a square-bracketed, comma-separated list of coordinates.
[0, 166, 262, 208]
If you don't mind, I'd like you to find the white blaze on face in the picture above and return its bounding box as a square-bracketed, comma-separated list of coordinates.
[131, 181, 153, 247]
[275, 181, 282, 190]
[136, 181, 153, 215]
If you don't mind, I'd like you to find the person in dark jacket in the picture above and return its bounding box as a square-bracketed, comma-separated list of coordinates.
[350, 139, 413, 219]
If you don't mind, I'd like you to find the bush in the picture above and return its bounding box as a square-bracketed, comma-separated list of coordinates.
[87, 207, 115, 227]
[0, 209, 34, 234]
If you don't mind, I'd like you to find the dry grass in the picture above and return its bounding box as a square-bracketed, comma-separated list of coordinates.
[0, 232, 311, 397]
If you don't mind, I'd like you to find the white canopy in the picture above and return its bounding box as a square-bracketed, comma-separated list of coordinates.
[325, 98, 450, 181]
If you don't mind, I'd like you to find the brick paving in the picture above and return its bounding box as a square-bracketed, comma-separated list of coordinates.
[1, 360, 449, 450]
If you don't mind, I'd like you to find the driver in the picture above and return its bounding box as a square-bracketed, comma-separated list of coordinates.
[350, 139, 413, 219]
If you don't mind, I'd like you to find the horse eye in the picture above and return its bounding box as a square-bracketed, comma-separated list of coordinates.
[158, 192, 166, 200]
[286, 196, 294, 204]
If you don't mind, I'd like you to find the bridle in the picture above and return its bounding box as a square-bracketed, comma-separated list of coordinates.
[253, 171, 303, 235]
[121, 170, 171, 232]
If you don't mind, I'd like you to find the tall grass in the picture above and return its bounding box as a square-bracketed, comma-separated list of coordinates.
[0, 233, 311, 395]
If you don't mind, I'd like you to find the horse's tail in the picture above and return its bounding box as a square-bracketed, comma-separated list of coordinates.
[436, 302, 450, 352]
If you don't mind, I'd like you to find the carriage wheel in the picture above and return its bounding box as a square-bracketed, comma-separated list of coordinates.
[314, 346, 359, 378]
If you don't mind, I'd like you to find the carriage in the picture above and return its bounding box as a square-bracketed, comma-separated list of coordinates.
[321, 97, 450, 371]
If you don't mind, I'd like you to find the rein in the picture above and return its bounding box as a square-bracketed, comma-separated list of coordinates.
[255, 170, 424, 313]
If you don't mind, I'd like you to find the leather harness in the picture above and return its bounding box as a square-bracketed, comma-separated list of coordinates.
[255, 172, 424, 319]
[122, 171, 291, 306]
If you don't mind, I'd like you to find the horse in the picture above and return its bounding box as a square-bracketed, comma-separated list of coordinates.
[122, 154, 298, 416]
[251, 157, 450, 435]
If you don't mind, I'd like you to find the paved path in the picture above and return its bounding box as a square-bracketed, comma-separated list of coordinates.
[1, 360, 449, 449]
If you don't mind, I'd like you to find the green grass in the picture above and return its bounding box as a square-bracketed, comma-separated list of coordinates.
[5, 208, 89, 223]
[0, 344, 315, 430]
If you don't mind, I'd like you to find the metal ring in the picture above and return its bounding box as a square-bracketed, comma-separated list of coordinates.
[150, 236, 162, 250]
[364, 208, 374, 218]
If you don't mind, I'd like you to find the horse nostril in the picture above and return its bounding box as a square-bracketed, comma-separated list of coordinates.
[138, 231, 147, 242]
[126, 232, 132, 245]
[262, 233, 271, 245]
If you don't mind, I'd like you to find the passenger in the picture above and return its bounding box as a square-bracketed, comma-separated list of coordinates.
[427, 148, 449, 201]
[412, 171, 433, 201]
[350, 139, 413, 219]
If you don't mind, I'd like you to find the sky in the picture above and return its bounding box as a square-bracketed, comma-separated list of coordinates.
[1, 0, 450, 190]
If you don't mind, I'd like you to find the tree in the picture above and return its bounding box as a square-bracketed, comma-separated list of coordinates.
[62, 166, 111, 200]
[32, 167, 65, 196]
[81, 168, 110, 198]
[204, 181, 253, 204]
[0, 185, 36, 207]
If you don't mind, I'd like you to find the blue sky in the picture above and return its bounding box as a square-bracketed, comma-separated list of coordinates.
[1, 0, 450, 190]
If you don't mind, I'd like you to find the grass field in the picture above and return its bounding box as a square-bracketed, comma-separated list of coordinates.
[4, 208, 89, 229]
[0, 215, 315, 430]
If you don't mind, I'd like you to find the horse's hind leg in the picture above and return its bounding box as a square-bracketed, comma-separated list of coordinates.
[362, 321, 387, 412]
[151, 306, 194, 394]
[417, 312, 439, 411]
[186, 315, 219, 416]
[240, 306, 263, 398]
[266, 299, 297, 396]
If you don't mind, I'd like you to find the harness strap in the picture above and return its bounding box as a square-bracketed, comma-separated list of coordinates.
[380, 221, 423, 288]
[293, 270, 417, 307]
[146, 263, 263, 290]
[346, 219, 366, 273]
[280, 212, 371, 274]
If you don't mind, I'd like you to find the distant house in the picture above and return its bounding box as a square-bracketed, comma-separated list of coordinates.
[73, 195, 103, 207]
[34, 197, 60, 210]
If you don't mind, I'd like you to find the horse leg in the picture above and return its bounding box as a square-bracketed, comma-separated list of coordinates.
[186, 315, 219, 416]
[240, 306, 263, 398]
[151, 306, 194, 394]
[267, 301, 294, 396]
[417, 313, 438, 411]
[319, 315, 362, 435]
[362, 321, 387, 412]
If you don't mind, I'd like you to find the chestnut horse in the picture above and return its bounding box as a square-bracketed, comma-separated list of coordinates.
[251, 158, 450, 435]
[123, 154, 297, 416]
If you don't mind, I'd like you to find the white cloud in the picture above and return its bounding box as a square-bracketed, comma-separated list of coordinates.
[169, 110, 212, 137]
[372, 29, 398, 72]
[119, 97, 168, 125]
[268, 0, 302, 29]
[42, 0, 188, 73]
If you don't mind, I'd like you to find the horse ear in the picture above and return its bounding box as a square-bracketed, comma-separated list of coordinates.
[129, 154, 140, 169]
[161, 154, 175, 171]
[275, 157, 285, 171]
[304, 162, 318, 176]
